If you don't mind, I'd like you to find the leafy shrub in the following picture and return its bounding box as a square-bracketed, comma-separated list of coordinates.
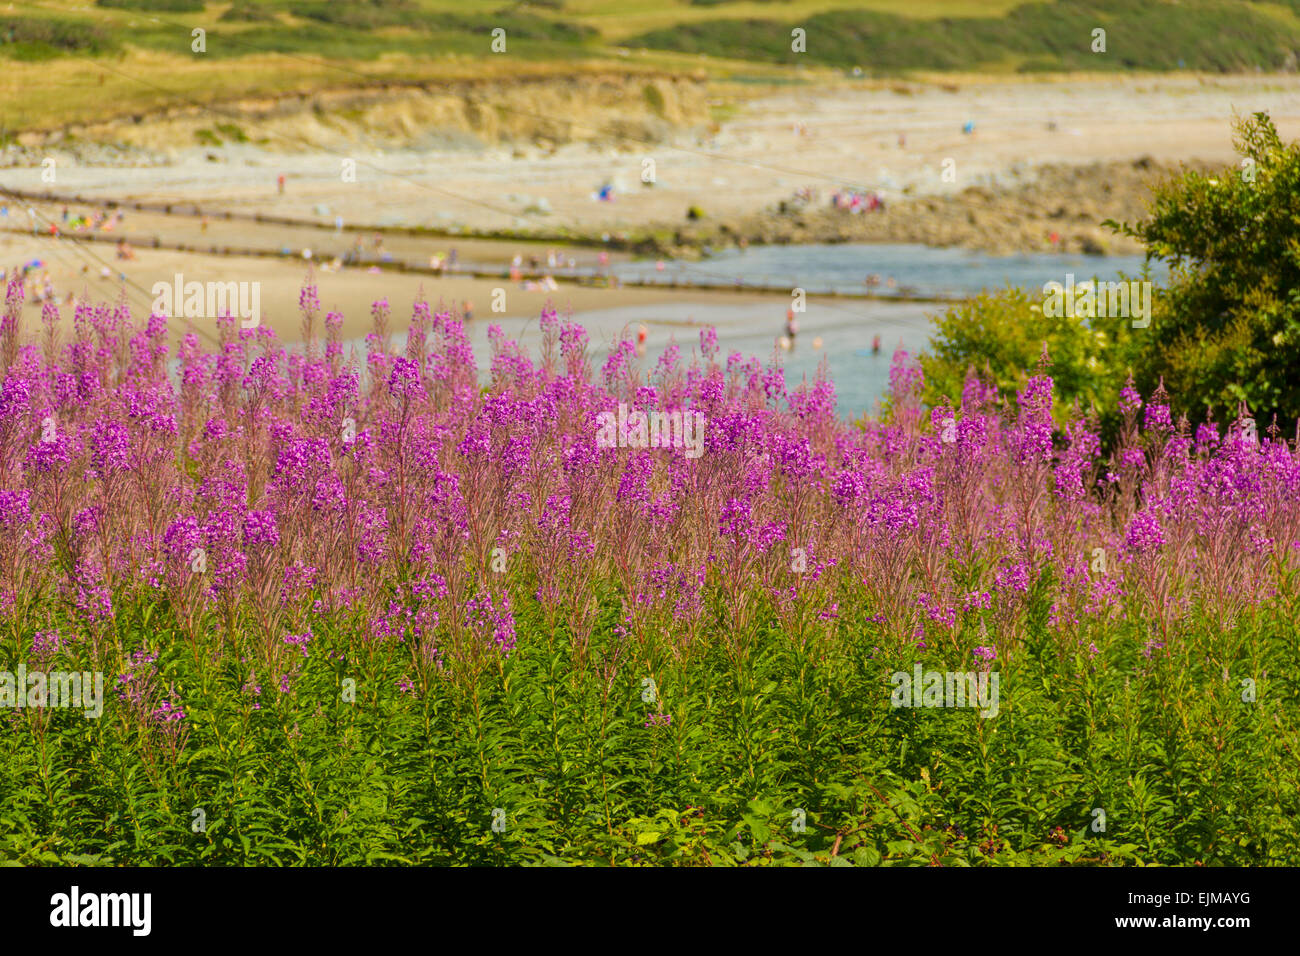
[1108, 112, 1300, 432]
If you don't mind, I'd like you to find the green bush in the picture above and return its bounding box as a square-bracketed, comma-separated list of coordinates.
[1108, 112, 1300, 432]
[925, 113, 1300, 437]
[0, 17, 118, 58]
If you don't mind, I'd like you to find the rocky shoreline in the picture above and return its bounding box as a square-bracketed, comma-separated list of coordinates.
[633, 158, 1217, 258]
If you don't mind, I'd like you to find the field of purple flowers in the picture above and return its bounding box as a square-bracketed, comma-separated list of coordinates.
[0, 276, 1297, 865]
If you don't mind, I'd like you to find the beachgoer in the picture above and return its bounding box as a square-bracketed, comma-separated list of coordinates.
[277, 174, 286, 195]
[872, 334, 882, 356]
[785, 309, 798, 340]
[463, 300, 473, 321]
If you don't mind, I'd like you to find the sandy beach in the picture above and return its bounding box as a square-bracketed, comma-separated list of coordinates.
[8, 74, 1300, 254]
[5, 72, 1299, 370]
[0, 231, 781, 344]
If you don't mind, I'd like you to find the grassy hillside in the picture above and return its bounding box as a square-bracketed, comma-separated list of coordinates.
[2, 0, 1299, 131]
[631, 0, 1300, 73]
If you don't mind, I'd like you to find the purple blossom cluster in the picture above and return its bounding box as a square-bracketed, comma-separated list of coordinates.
[0, 281, 1296, 681]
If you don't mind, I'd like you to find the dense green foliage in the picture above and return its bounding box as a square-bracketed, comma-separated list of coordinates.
[3, 593, 1296, 865]
[924, 113, 1300, 439]
[1109, 113, 1300, 434]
